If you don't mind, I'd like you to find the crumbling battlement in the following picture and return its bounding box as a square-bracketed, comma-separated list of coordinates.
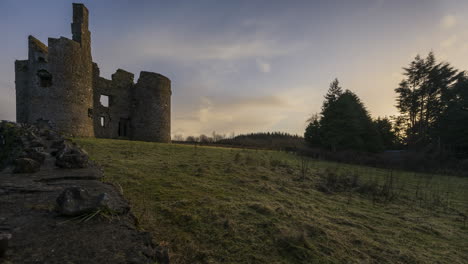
[15, 3, 171, 143]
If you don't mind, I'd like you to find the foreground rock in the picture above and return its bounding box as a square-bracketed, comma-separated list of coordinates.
[56, 187, 109, 216]
[55, 141, 89, 169]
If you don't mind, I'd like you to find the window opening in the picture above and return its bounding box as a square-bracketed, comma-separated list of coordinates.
[100, 116, 105, 127]
[100, 95, 109, 107]
[37, 70, 52, 87]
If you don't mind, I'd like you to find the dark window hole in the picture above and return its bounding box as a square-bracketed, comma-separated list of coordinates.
[37, 70, 52, 87]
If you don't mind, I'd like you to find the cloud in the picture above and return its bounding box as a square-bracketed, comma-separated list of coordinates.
[440, 15, 457, 29]
[177, 95, 289, 121]
[256, 59, 271, 73]
[440, 35, 458, 48]
[170, 81, 324, 138]
[104, 26, 306, 64]
[140, 36, 296, 61]
[172, 95, 295, 137]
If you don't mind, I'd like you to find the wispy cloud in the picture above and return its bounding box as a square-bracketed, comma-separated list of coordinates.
[441, 35, 458, 48]
[106, 26, 306, 63]
[440, 15, 457, 29]
[139, 36, 298, 61]
[172, 95, 297, 136]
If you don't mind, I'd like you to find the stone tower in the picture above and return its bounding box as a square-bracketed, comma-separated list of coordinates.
[15, 3, 171, 142]
[132, 72, 172, 142]
[15, 4, 94, 137]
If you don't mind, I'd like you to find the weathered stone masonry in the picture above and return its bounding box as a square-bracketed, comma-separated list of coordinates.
[15, 3, 171, 143]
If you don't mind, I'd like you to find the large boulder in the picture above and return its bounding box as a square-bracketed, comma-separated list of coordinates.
[55, 142, 89, 169]
[56, 187, 109, 216]
[13, 158, 40, 173]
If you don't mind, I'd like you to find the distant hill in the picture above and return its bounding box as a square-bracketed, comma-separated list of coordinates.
[182, 132, 305, 151]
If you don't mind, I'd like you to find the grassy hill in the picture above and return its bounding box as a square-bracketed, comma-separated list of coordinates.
[75, 138, 468, 264]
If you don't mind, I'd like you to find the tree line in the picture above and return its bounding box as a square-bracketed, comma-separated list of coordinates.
[395, 52, 468, 157]
[176, 131, 304, 151]
[217, 132, 303, 150]
[305, 52, 468, 160]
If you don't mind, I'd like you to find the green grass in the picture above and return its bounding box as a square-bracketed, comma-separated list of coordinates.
[75, 138, 468, 264]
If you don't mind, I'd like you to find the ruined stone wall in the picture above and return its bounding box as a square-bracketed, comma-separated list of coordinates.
[17, 36, 51, 125]
[132, 72, 171, 143]
[15, 4, 94, 137]
[92, 68, 172, 142]
[40, 36, 94, 137]
[15, 3, 172, 143]
[93, 65, 134, 139]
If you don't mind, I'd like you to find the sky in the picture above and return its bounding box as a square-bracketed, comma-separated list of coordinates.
[1, 0, 468, 138]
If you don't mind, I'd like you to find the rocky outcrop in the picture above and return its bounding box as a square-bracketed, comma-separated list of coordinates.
[55, 141, 89, 169]
[0, 122, 163, 263]
[2, 122, 91, 172]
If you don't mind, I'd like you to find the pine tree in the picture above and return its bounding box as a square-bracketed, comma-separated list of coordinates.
[305, 79, 383, 152]
[395, 52, 460, 147]
[320, 90, 382, 152]
[322, 78, 343, 112]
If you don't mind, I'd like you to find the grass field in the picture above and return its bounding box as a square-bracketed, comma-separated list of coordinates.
[75, 138, 468, 264]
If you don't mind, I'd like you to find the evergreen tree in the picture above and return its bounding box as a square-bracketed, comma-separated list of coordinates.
[320, 90, 382, 152]
[322, 78, 343, 111]
[395, 52, 460, 147]
[305, 79, 383, 153]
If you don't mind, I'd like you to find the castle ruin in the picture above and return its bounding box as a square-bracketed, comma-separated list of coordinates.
[15, 3, 171, 143]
